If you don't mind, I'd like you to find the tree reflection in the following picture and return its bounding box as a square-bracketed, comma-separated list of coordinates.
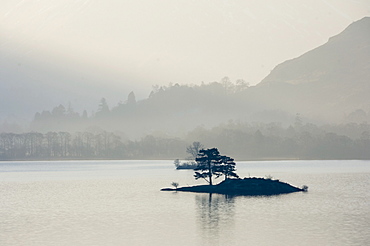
[195, 193, 235, 244]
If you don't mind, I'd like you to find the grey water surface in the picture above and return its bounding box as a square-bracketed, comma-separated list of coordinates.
[1, 160, 369, 246]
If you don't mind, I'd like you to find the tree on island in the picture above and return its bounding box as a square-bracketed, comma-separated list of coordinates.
[216, 156, 239, 180]
[173, 159, 181, 168]
[186, 141, 204, 159]
[194, 148, 238, 185]
[174, 141, 204, 169]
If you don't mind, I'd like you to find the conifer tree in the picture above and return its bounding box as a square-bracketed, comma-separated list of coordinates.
[217, 156, 239, 180]
[194, 148, 239, 185]
[194, 148, 222, 185]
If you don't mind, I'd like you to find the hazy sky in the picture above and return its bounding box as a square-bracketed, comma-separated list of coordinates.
[1, 0, 369, 103]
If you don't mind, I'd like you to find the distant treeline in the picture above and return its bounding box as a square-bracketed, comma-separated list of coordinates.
[188, 121, 370, 160]
[0, 131, 187, 160]
[1, 121, 370, 160]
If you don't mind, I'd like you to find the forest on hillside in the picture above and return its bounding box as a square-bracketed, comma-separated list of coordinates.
[29, 79, 253, 137]
[28, 80, 370, 138]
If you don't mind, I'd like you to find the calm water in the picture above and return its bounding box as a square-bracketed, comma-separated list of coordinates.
[0, 160, 369, 246]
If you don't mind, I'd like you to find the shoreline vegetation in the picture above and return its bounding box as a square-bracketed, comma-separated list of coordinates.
[0, 157, 365, 163]
[2, 119, 370, 161]
[0, 157, 366, 162]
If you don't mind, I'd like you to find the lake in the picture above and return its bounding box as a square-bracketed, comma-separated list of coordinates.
[1, 160, 369, 246]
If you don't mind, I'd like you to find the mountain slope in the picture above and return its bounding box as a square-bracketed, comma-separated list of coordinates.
[254, 17, 370, 122]
[260, 17, 370, 86]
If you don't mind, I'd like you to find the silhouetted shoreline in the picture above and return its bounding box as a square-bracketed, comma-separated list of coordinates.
[2, 157, 369, 162]
[161, 177, 306, 196]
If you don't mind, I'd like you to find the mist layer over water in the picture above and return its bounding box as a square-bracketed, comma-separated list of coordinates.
[0, 160, 369, 246]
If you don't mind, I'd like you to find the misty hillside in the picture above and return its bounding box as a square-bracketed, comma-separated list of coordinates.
[254, 17, 370, 122]
[30, 81, 254, 138]
[24, 17, 370, 138]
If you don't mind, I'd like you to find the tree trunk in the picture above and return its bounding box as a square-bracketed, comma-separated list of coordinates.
[208, 160, 213, 185]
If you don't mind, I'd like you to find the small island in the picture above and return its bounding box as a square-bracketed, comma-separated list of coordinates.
[162, 147, 307, 196]
[174, 142, 204, 170]
[174, 160, 198, 170]
[161, 177, 305, 196]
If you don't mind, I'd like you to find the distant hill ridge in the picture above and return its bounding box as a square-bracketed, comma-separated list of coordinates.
[252, 17, 370, 122]
[259, 17, 370, 86]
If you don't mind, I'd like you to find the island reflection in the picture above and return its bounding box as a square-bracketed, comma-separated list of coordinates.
[195, 193, 235, 243]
